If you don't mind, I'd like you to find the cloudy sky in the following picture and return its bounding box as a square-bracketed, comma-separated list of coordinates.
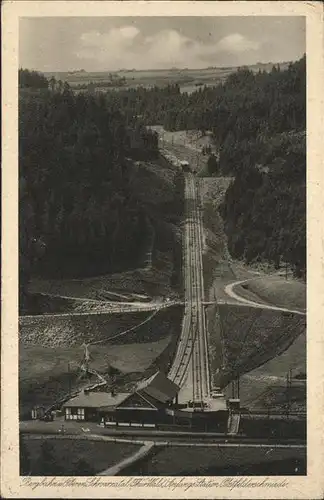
[20, 17, 305, 71]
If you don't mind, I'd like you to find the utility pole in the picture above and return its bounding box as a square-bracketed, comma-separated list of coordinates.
[192, 332, 195, 413]
[68, 362, 71, 396]
[285, 370, 291, 418]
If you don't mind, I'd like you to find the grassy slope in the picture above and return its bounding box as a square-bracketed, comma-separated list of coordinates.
[242, 277, 306, 310]
[218, 304, 306, 385]
[20, 305, 183, 415]
[20, 337, 173, 416]
[20, 304, 182, 347]
[21, 436, 138, 476]
[232, 330, 306, 411]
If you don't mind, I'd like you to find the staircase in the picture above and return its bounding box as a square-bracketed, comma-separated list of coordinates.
[227, 413, 241, 435]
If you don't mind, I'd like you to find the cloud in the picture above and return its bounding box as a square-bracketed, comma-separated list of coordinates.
[76, 26, 141, 67]
[216, 33, 260, 53]
[143, 29, 199, 68]
[76, 26, 262, 70]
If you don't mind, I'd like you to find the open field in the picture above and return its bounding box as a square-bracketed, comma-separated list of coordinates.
[21, 435, 138, 476]
[133, 444, 305, 475]
[45, 62, 291, 94]
[45, 67, 235, 93]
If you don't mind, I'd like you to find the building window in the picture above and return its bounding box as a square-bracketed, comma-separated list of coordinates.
[77, 408, 85, 420]
[65, 407, 85, 420]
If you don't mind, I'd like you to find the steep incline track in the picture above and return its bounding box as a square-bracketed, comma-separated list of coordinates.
[169, 174, 210, 406]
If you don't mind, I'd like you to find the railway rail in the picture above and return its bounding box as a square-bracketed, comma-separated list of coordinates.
[169, 174, 211, 408]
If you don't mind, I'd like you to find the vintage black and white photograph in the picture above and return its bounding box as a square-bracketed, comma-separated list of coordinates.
[17, 14, 307, 478]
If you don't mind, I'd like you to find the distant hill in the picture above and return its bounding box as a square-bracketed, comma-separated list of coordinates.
[67, 69, 87, 75]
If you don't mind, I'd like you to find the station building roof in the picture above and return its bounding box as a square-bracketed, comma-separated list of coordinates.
[62, 391, 130, 409]
[136, 371, 180, 404]
[62, 371, 179, 413]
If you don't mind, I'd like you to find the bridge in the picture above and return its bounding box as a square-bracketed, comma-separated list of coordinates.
[168, 174, 223, 413]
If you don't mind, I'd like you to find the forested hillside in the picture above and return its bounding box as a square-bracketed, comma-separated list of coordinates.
[98, 56, 306, 277]
[20, 56, 306, 314]
[218, 58, 306, 278]
[19, 71, 160, 309]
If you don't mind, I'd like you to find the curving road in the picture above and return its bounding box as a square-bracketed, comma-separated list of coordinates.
[224, 280, 306, 316]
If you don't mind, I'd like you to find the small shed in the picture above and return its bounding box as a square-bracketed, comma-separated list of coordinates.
[227, 398, 241, 413]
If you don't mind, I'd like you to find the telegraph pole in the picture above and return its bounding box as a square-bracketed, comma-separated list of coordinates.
[285, 370, 292, 418]
[68, 362, 71, 396]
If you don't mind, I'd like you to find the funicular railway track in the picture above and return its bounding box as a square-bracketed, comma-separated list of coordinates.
[169, 174, 211, 408]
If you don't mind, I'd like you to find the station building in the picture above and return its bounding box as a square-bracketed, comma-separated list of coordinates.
[62, 371, 180, 428]
[61, 370, 235, 432]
